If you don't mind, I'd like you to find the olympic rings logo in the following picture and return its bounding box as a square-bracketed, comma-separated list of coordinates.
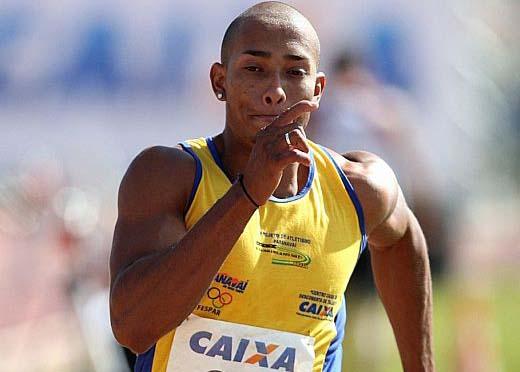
[207, 286, 233, 308]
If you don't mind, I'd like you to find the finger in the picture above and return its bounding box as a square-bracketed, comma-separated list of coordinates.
[268, 121, 302, 136]
[268, 100, 319, 128]
[287, 128, 309, 153]
[297, 125, 307, 139]
[276, 149, 312, 167]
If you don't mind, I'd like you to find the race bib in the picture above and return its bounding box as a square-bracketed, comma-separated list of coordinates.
[167, 315, 315, 372]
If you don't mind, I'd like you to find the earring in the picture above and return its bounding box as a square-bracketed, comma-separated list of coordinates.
[216, 92, 225, 100]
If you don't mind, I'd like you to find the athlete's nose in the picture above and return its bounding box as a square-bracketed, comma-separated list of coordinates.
[262, 74, 286, 106]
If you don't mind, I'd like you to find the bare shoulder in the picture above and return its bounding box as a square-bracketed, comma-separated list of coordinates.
[325, 149, 401, 236]
[118, 145, 196, 219]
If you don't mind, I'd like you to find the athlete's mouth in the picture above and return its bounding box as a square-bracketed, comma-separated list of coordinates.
[249, 114, 280, 125]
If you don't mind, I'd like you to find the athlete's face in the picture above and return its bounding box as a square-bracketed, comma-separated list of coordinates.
[211, 19, 325, 143]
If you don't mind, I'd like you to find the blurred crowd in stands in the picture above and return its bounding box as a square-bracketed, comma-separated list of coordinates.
[0, 0, 518, 371]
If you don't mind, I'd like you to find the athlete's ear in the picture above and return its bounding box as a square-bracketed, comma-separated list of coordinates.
[210, 62, 226, 101]
[314, 72, 326, 103]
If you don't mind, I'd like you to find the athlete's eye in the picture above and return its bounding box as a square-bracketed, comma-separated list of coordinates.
[245, 66, 262, 72]
[288, 69, 307, 77]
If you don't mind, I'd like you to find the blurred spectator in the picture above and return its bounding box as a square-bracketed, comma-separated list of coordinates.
[308, 51, 447, 279]
[0, 155, 127, 371]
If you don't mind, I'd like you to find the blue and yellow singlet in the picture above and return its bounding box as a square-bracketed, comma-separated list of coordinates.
[135, 137, 366, 372]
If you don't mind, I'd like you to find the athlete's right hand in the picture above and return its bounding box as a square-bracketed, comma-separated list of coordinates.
[241, 99, 319, 206]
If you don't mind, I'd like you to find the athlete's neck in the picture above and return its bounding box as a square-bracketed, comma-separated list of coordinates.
[213, 131, 308, 198]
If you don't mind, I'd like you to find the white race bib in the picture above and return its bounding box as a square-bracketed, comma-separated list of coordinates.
[167, 315, 315, 372]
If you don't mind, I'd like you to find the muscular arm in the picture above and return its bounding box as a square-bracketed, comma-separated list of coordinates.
[110, 146, 257, 354]
[370, 206, 433, 371]
[339, 151, 434, 371]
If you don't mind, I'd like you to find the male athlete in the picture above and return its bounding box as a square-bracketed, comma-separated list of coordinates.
[109, 2, 434, 371]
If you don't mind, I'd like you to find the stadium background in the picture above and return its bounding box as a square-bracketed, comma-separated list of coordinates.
[0, 0, 518, 371]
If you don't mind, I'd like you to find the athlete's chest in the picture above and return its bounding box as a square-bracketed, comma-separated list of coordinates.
[194, 202, 358, 326]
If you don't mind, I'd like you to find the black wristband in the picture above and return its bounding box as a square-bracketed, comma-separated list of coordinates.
[236, 174, 260, 208]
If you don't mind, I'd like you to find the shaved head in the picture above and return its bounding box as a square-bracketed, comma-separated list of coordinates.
[221, 1, 320, 66]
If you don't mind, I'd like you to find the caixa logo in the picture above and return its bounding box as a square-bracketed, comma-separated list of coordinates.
[298, 301, 334, 319]
[189, 331, 296, 371]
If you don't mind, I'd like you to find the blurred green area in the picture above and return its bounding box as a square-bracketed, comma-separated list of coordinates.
[342, 278, 520, 371]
